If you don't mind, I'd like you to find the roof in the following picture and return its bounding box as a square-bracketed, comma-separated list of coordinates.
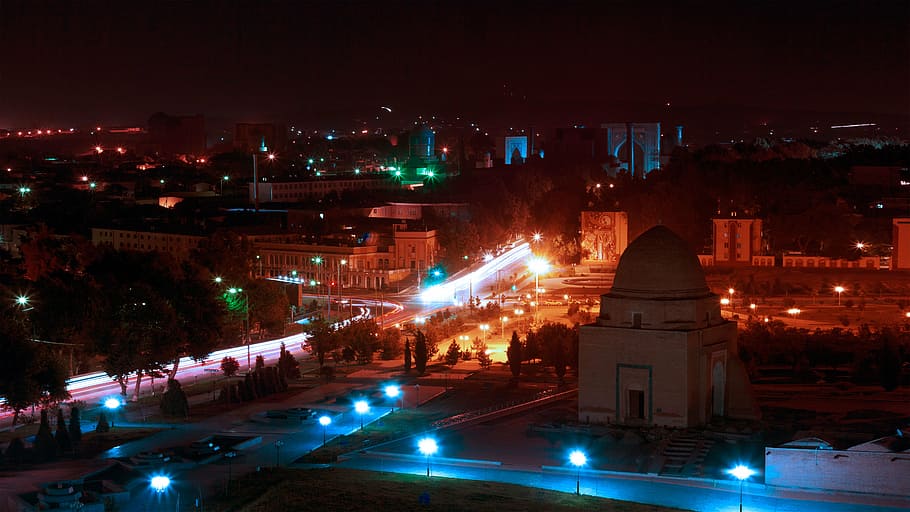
[610, 225, 711, 300]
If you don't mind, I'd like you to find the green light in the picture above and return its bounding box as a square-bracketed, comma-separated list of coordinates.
[309, 280, 316, 286]
[426, 170, 435, 178]
[316, 171, 321, 177]
[291, 270, 298, 276]
[394, 170, 401, 177]
[308, 158, 314, 164]
[312, 256, 322, 264]
[89, 182, 96, 188]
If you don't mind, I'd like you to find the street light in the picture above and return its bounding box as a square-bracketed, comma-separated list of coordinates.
[150, 474, 170, 492]
[227, 287, 252, 372]
[727, 464, 755, 512]
[834, 285, 845, 306]
[385, 385, 401, 412]
[569, 449, 587, 495]
[319, 415, 332, 446]
[274, 440, 284, 467]
[354, 400, 369, 431]
[418, 437, 438, 477]
[220, 175, 229, 195]
[528, 257, 550, 324]
[104, 397, 121, 429]
[479, 324, 490, 341]
[500, 316, 508, 340]
[728, 288, 735, 308]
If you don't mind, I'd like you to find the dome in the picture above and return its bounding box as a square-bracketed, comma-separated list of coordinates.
[610, 225, 710, 299]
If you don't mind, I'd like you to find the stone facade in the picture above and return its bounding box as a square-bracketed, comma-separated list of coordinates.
[579, 225, 757, 427]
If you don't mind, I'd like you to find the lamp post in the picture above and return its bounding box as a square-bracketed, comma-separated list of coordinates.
[528, 257, 550, 325]
[500, 316, 508, 340]
[104, 397, 121, 429]
[220, 175, 229, 195]
[274, 440, 284, 468]
[319, 415, 331, 446]
[385, 385, 401, 412]
[338, 259, 347, 315]
[224, 451, 237, 496]
[835, 286, 845, 306]
[228, 287, 251, 372]
[728, 465, 755, 512]
[479, 324, 490, 342]
[418, 437, 438, 478]
[354, 400, 369, 431]
[569, 450, 587, 495]
[728, 288, 735, 309]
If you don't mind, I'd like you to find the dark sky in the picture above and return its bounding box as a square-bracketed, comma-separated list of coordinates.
[0, 0, 907, 129]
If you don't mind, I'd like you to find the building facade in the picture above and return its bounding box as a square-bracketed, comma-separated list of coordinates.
[249, 178, 397, 204]
[579, 225, 757, 427]
[91, 228, 204, 260]
[712, 217, 763, 265]
[893, 218, 910, 270]
[580, 211, 628, 267]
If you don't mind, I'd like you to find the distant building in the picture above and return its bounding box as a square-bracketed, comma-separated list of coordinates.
[255, 222, 439, 290]
[712, 217, 763, 265]
[579, 211, 628, 268]
[366, 202, 471, 221]
[234, 123, 287, 152]
[548, 123, 668, 176]
[579, 226, 758, 427]
[91, 227, 205, 261]
[249, 178, 398, 204]
[504, 136, 528, 165]
[147, 112, 206, 156]
[892, 217, 910, 270]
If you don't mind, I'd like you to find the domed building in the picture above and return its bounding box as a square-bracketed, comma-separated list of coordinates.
[579, 225, 758, 427]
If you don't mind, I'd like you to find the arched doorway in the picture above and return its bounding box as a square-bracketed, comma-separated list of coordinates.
[614, 141, 645, 176]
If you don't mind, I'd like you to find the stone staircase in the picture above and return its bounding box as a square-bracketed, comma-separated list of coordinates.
[659, 432, 714, 477]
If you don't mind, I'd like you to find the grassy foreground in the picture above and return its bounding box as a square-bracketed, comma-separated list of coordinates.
[209, 467, 689, 512]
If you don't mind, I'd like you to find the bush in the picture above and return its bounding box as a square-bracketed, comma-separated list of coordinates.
[221, 356, 240, 377]
[33, 409, 57, 462]
[160, 379, 190, 417]
[96, 412, 110, 433]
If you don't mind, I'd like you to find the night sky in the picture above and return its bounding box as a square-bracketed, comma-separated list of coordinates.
[1, 1, 907, 129]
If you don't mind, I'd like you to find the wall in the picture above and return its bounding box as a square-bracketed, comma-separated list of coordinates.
[765, 447, 910, 497]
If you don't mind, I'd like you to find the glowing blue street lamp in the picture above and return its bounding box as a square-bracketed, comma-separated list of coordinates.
[104, 397, 121, 429]
[569, 450, 587, 495]
[418, 437, 438, 477]
[385, 384, 401, 412]
[728, 464, 755, 512]
[150, 475, 170, 492]
[319, 415, 332, 446]
[354, 400, 369, 431]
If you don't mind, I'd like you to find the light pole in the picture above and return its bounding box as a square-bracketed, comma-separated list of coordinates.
[274, 440, 284, 468]
[479, 324, 490, 342]
[569, 450, 587, 495]
[220, 175, 229, 195]
[500, 316, 508, 340]
[728, 288, 735, 309]
[418, 437, 438, 478]
[835, 286, 845, 306]
[528, 257, 550, 325]
[104, 397, 121, 429]
[228, 287, 251, 372]
[319, 415, 331, 446]
[338, 259, 347, 315]
[385, 384, 401, 412]
[355, 400, 369, 431]
[728, 465, 755, 512]
[224, 451, 237, 496]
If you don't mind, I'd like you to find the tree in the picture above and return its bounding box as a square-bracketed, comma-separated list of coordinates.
[96, 412, 110, 433]
[277, 342, 300, 379]
[221, 356, 240, 377]
[476, 342, 493, 370]
[55, 408, 72, 454]
[68, 406, 82, 448]
[160, 379, 189, 418]
[444, 340, 461, 366]
[404, 339, 412, 372]
[255, 354, 266, 370]
[34, 409, 57, 461]
[414, 330, 428, 375]
[507, 332, 523, 380]
[379, 327, 403, 360]
[339, 319, 380, 363]
[0, 308, 70, 425]
[306, 319, 339, 367]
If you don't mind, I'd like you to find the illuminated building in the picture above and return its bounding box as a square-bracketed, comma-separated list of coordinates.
[579, 225, 758, 427]
[712, 217, 763, 265]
